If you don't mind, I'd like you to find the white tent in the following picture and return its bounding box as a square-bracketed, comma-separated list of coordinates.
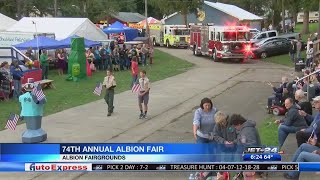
[6, 17, 108, 41]
[0, 13, 17, 31]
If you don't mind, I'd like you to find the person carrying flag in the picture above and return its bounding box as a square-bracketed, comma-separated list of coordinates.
[103, 69, 116, 116]
[19, 78, 47, 143]
[138, 70, 150, 119]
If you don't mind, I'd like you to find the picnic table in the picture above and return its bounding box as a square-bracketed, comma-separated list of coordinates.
[36, 79, 55, 89]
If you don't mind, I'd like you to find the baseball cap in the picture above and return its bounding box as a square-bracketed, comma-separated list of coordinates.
[313, 96, 320, 101]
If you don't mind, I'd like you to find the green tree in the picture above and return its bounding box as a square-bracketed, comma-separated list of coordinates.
[300, 0, 315, 34]
[149, 0, 202, 25]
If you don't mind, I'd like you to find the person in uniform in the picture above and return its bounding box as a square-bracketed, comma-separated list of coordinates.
[103, 69, 116, 116]
[138, 70, 150, 119]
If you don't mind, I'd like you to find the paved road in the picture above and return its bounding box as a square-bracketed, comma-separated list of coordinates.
[1, 48, 310, 180]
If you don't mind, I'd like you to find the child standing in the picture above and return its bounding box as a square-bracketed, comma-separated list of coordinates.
[103, 69, 117, 116]
[138, 70, 150, 119]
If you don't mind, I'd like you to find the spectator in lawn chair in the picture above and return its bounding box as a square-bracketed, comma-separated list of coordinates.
[275, 98, 308, 149]
[295, 89, 313, 124]
[284, 142, 320, 179]
[230, 114, 261, 149]
[212, 111, 237, 162]
[267, 76, 288, 110]
[193, 98, 217, 143]
[298, 75, 316, 102]
[0, 61, 12, 101]
[212, 111, 237, 180]
[230, 114, 264, 179]
[296, 96, 320, 147]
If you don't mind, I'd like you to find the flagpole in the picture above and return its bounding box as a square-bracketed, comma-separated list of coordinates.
[33, 21, 40, 60]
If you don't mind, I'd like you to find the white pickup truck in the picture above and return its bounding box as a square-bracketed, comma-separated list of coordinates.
[251, 30, 300, 43]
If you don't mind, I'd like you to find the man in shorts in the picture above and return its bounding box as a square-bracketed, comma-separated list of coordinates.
[138, 70, 150, 119]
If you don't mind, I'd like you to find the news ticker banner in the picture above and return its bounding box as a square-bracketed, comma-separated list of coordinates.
[0, 162, 319, 172]
[0, 144, 281, 162]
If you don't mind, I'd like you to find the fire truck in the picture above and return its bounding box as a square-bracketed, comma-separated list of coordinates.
[190, 25, 252, 62]
[151, 25, 190, 48]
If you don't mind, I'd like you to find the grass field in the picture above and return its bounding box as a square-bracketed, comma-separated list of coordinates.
[258, 116, 279, 146]
[0, 49, 193, 130]
[263, 51, 306, 67]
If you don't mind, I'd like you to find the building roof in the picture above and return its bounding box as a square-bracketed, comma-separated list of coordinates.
[204, 1, 263, 21]
[112, 12, 145, 23]
[6, 17, 108, 41]
[162, 1, 262, 22]
[0, 13, 17, 31]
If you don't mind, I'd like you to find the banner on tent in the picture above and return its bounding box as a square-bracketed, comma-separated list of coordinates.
[128, 23, 161, 30]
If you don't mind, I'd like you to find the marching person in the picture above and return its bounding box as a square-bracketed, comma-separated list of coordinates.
[138, 70, 150, 119]
[103, 69, 116, 116]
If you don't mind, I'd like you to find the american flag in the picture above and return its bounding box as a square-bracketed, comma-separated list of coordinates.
[32, 84, 46, 101]
[93, 82, 102, 96]
[132, 83, 140, 93]
[5, 114, 20, 131]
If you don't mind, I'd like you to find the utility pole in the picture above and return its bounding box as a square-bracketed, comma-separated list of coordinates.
[145, 0, 151, 47]
[54, 0, 57, 17]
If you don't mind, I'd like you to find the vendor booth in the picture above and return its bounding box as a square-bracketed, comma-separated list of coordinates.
[102, 21, 138, 42]
[13, 36, 66, 84]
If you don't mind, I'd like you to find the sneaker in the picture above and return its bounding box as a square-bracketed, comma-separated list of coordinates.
[107, 113, 111, 116]
[139, 113, 144, 119]
[143, 114, 147, 119]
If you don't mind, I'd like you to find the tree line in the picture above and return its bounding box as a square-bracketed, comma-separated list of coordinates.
[0, 0, 319, 34]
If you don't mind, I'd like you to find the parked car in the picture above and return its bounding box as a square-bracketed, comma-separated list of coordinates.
[254, 37, 289, 46]
[251, 39, 291, 59]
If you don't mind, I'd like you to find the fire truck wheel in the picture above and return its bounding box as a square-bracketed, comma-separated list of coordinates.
[237, 58, 245, 63]
[260, 52, 267, 59]
[212, 50, 219, 62]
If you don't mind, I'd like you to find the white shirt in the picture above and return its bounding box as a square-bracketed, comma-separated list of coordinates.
[138, 77, 150, 91]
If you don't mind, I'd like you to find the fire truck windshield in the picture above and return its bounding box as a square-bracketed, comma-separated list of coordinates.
[222, 32, 250, 41]
[173, 29, 190, 35]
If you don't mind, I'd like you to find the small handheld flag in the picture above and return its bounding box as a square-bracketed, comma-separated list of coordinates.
[132, 83, 140, 93]
[5, 114, 20, 130]
[32, 84, 45, 101]
[93, 82, 102, 96]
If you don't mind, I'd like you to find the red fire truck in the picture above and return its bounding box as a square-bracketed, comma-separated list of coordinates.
[190, 25, 252, 62]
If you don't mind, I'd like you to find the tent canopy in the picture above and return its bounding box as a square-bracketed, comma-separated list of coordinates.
[0, 13, 17, 31]
[14, 36, 66, 50]
[102, 21, 138, 41]
[6, 17, 108, 41]
[138, 17, 161, 26]
[59, 35, 101, 48]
